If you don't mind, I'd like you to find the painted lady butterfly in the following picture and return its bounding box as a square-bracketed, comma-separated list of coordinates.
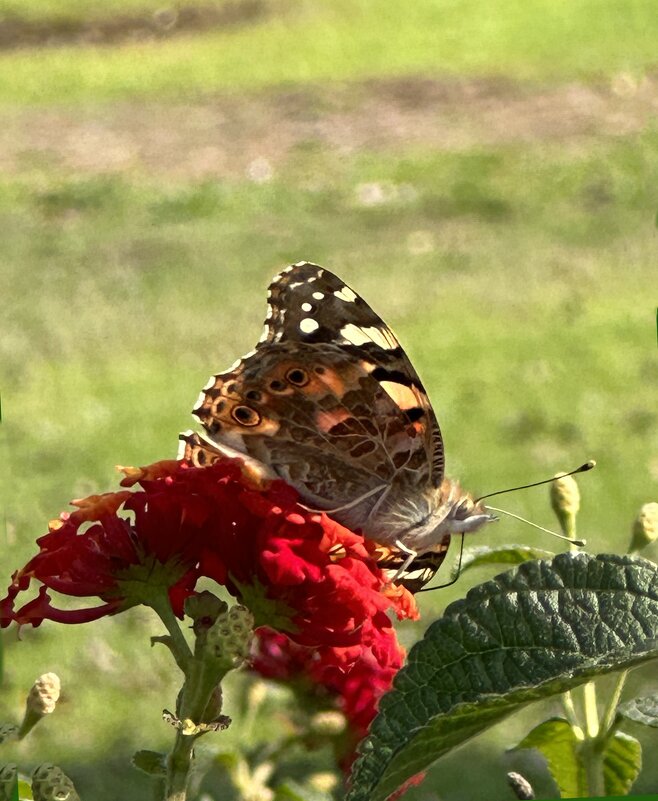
[181, 262, 496, 591]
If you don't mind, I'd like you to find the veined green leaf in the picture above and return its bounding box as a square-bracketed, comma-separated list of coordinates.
[347, 553, 658, 801]
[457, 544, 555, 576]
[603, 731, 642, 796]
[513, 717, 585, 798]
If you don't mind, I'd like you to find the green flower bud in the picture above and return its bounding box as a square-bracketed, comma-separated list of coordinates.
[31, 763, 80, 801]
[206, 605, 254, 668]
[0, 764, 17, 798]
[630, 502, 658, 553]
[185, 591, 228, 637]
[550, 472, 580, 538]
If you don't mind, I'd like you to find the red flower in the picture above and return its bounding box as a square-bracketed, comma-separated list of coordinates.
[250, 622, 405, 770]
[2, 457, 418, 650]
[2, 454, 420, 783]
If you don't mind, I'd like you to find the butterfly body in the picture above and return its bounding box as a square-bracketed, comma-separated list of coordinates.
[188, 262, 496, 587]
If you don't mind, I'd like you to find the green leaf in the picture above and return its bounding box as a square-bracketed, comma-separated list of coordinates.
[618, 695, 658, 728]
[513, 717, 586, 798]
[457, 544, 555, 576]
[132, 750, 167, 776]
[347, 553, 658, 801]
[603, 732, 642, 795]
[17, 779, 33, 801]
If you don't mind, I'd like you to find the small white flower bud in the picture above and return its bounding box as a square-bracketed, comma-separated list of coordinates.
[630, 502, 658, 552]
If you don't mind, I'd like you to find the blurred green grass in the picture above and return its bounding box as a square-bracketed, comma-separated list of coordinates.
[1, 0, 658, 105]
[0, 0, 186, 20]
[1, 2, 658, 799]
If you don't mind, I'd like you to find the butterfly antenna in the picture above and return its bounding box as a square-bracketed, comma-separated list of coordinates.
[475, 460, 596, 503]
[416, 534, 465, 593]
[486, 505, 586, 546]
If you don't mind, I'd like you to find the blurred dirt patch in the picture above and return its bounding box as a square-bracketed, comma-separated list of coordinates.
[0, 0, 265, 49]
[2, 74, 657, 178]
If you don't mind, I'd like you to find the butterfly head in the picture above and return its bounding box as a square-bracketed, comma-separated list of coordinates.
[378, 478, 496, 555]
[435, 479, 497, 535]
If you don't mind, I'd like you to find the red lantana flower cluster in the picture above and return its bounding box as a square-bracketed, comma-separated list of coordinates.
[1, 456, 417, 744]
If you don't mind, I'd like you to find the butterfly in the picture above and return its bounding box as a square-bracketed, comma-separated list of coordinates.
[181, 262, 496, 591]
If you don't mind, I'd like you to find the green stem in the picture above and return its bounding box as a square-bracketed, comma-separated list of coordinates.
[566, 514, 578, 553]
[150, 593, 193, 673]
[583, 681, 599, 739]
[581, 736, 606, 797]
[600, 670, 628, 735]
[164, 653, 232, 800]
[562, 690, 585, 740]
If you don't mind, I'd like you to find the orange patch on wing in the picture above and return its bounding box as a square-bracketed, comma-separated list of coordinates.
[379, 380, 419, 410]
[314, 367, 347, 397]
[315, 407, 353, 433]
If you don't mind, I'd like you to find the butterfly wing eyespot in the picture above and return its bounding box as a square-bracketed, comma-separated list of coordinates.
[285, 367, 310, 387]
[231, 405, 261, 427]
[269, 378, 288, 393]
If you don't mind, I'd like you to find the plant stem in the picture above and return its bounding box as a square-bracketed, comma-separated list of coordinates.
[164, 651, 231, 800]
[600, 670, 628, 735]
[581, 736, 606, 797]
[583, 681, 599, 739]
[150, 594, 193, 672]
[562, 690, 585, 739]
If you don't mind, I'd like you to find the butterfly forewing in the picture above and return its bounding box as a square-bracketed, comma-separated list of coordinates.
[192, 262, 445, 534]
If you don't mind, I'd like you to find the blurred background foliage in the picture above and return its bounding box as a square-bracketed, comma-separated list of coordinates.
[1, 1, 657, 798]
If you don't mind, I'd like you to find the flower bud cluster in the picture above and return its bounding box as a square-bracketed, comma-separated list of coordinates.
[206, 605, 255, 668]
[31, 763, 80, 801]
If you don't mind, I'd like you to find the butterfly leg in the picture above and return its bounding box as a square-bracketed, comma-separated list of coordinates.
[390, 539, 418, 584]
[366, 484, 392, 524]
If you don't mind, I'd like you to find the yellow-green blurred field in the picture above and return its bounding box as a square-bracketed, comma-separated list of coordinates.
[1, 1, 657, 798]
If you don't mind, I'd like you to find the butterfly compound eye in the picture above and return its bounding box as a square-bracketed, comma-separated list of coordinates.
[285, 367, 310, 387]
[231, 405, 261, 427]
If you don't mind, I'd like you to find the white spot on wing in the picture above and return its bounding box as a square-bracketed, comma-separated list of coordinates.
[192, 391, 206, 411]
[288, 281, 304, 289]
[301, 302, 313, 312]
[334, 286, 357, 303]
[312, 291, 324, 300]
[258, 324, 270, 343]
[340, 324, 395, 349]
[203, 376, 216, 391]
[229, 358, 242, 370]
[300, 318, 319, 334]
[364, 326, 395, 349]
[340, 324, 371, 346]
[242, 350, 257, 359]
